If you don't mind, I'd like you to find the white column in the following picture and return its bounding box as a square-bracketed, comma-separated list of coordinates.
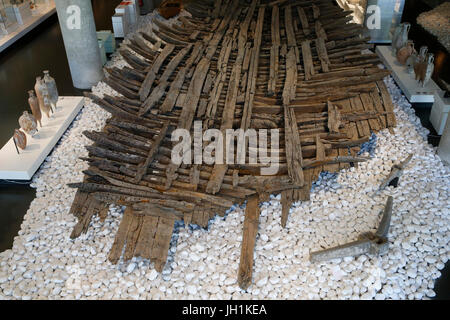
[55, 0, 103, 89]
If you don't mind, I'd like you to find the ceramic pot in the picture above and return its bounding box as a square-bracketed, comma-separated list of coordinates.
[34, 77, 52, 118]
[422, 53, 435, 87]
[392, 23, 410, 54]
[407, 46, 428, 74]
[19, 111, 38, 136]
[397, 40, 415, 65]
[415, 53, 434, 87]
[392, 24, 403, 53]
[28, 90, 42, 127]
[43, 70, 58, 110]
[13, 129, 27, 153]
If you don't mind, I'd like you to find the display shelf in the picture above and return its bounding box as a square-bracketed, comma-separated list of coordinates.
[0, 1, 55, 53]
[376, 45, 441, 103]
[0, 96, 84, 181]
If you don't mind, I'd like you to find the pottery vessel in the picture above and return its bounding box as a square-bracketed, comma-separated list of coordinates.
[28, 90, 42, 127]
[19, 111, 38, 136]
[34, 77, 52, 118]
[397, 40, 415, 65]
[392, 24, 403, 53]
[414, 53, 434, 87]
[392, 23, 410, 54]
[13, 129, 27, 153]
[406, 46, 428, 74]
[43, 70, 59, 110]
[422, 53, 435, 87]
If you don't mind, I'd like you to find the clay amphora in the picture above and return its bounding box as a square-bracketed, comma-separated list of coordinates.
[34, 77, 52, 118]
[13, 129, 27, 153]
[28, 90, 42, 127]
[406, 46, 428, 74]
[421, 53, 435, 87]
[415, 53, 434, 87]
[19, 111, 38, 136]
[393, 23, 410, 54]
[43, 70, 59, 110]
[397, 40, 415, 65]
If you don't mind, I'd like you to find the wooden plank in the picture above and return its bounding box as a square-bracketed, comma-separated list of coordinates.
[312, 4, 320, 19]
[138, 44, 175, 101]
[327, 100, 341, 133]
[140, 45, 193, 115]
[350, 96, 371, 137]
[151, 217, 175, 272]
[315, 134, 326, 160]
[134, 215, 159, 259]
[315, 20, 327, 40]
[285, 5, 297, 47]
[133, 121, 170, 183]
[238, 196, 260, 290]
[281, 189, 293, 228]
[285, 107, 305, 186]
[205, 2, 258, 195]
[241, 6, 265, 131]
[360, 92, 381, 131]
[268, 5, 280, 96]
[370, 89, 388, 128]
[160, 42, 204, 113]
[190, 165, 200, 191]
[283, 47, 304, 187]
[108, 207, 133, 264]
[377, 80, 396, 128]
[315, 37, 330, 72]
[296, 6, 310, 36]
[123, 214, 143, 261]
[301, 40, 315, 80]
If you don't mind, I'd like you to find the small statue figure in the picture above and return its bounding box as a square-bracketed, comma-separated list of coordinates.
[415, 53, 434, 87]
[392, 23, 410, 54]
[34, 77, 53, 118]
[13, 129, 27, 154]
[396, 40, 415, 65]
[43, 70, 59, 110]
[406, 46, 427, 74]
[28, 90, 42, 127]
[19, 111, 38, 136]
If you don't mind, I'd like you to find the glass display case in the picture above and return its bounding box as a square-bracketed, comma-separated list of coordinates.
[337, 0, 406, 44]
[363, 0, 406, 43]
[0, 0, 19, 35]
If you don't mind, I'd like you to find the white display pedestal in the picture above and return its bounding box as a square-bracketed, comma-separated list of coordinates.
[430, 91, 450, 135]
[0, 1, 56, 53]
[376, 45, 441, 103]
[0, 96, 84, 181]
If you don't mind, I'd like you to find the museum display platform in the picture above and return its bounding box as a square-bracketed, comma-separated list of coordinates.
[376, 45, 441, 103]
[0, 1, 56, 53]
[0, 96, 84, 181]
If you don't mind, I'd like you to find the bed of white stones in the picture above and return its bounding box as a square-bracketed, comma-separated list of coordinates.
[0, 13, 449, 300]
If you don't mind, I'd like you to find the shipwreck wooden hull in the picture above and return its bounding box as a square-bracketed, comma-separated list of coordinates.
[69, 0, 396, 289]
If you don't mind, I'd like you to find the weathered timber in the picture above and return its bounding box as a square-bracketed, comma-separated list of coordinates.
[68, 0, 398, 288]
[238, 196, 260, 290]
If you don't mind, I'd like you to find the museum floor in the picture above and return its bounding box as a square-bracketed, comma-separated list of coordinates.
[0, 0, 448, 300]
